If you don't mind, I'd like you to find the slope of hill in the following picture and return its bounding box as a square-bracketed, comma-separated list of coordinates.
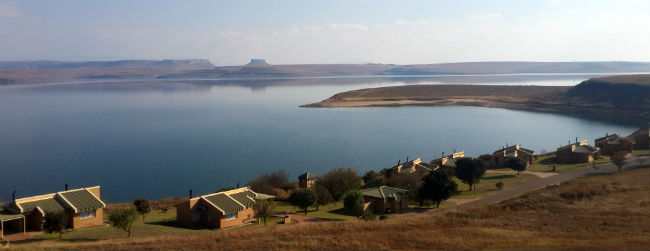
[8, 166, 649, 250]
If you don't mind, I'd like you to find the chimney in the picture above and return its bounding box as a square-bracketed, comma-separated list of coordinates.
[397, 160, 401, 166]
[453, 148, 456, 153]
[237, 182, 240, 189]
[189, 189, 193, 199]
[12, 190, 16, 202]
[441, 152, 445, 158]
[575, 137, 578, 144]
[406, 156, 409, 162]
[65, 182, 68, 191]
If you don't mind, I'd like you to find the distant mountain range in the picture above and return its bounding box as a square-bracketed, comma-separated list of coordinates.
[161, 60, 649, 79]
[0, 59, 647, 85]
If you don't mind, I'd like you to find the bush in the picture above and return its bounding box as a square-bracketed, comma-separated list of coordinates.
[361, 210, 376, 221]
[379, 215, 390, 220]
[317, 168, 361, 200]
[559, 183, 608, 200]
[342, 190, 364, 217]
[496, 181, 504, 190]
[247, 169, 289, 196]
[109, 208, 138, 237]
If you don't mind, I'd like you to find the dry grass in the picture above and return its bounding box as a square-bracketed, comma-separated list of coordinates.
[5, 167, 649, 250]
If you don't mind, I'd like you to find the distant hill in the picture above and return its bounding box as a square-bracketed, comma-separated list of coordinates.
[0, 59, 215, 85]
[1, 60, 647, 85]
[161, 61, 648, 79]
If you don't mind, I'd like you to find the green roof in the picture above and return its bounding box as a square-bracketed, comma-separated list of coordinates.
[360, 186, 408, 200]
[229, 191, 256, 208]
[18, 197, 68, 214]
[59, 189, 105, 212]
[298, 172, 316, 180]
[0, 212, 24, 221]
[203, 194, 245, 215]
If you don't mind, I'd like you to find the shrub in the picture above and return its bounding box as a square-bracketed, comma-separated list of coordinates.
[247, 169, 290, 196]
[133, 198, 151, 222]
[317, 168, 361, 200]
[343, 190, 364, 217]
[43, 212, 68, 239]
[496, 181, 504, 190]
[109, 208, 138, 237]
[361, 210, 376, 221]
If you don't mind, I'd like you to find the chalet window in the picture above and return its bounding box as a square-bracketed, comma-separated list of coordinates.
[225, 213, 237, 221]
[80, 210, 96, 219]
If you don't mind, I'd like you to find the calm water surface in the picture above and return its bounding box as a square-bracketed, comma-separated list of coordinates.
[0, 75, 639, 202]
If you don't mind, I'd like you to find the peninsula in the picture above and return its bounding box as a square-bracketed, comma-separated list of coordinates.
[302, 74, 650, 117]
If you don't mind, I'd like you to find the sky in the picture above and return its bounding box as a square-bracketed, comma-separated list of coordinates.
[0, 0, 648, 66]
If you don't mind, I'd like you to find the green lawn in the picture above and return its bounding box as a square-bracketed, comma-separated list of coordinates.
[632, 149, 649, 156]
[41, 208, 211, 241]
[239, 216, 295, 229]
[527, 153, 611, 173]
[451, 171, 539, 199]
[273, 201, 356, 220]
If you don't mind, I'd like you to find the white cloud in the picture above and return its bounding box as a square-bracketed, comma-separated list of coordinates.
[0, 1, 19, 18]
[324, 22, 368, 31]
[394, 19, 430, 26]
[548, 0, 561, 7]
[468, 13, 502, 20]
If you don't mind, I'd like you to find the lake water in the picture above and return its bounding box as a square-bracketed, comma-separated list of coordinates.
[0, 74, 640, 202]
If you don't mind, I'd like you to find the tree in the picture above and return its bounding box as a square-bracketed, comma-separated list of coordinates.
[313, 185, 333, 211]
[362, 170, 383, 187]
[43, 212, 68, 239]
[611, 151, 626, 172]
[477, 154, 496, 169]
[288, 188, 318, 215]
[455, 157, 486, 192]
[247, 169, 289, 196]
[109, 208, 138, 237]
[317, 168, 361, 200]
[505, 158, 527, 175]
[133, 199, 151, 222]
[418, 170, 458, 208]
[342, 190, 364, 218]
[253, 199, 274, 226]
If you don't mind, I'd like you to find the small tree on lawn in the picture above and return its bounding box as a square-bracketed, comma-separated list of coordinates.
[313, 185, 333, 211]
[43, 212, 68, 239]
[455, 157, 487, 192]
[505, 158, 527, 175]
[418, 170, 458, 208]
[288, 188, 318, 215]
[133, 198, 151, 222]
[343, 190, 364, 218]
[253, 199, 274, 226]
[611, 151, 626, 172]
[109, 208, 138, 237]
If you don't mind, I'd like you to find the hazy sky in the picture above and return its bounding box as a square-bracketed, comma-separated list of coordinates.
[0, 0, 648, 66]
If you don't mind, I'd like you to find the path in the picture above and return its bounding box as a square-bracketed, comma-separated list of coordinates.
[486, 169, 558, 178]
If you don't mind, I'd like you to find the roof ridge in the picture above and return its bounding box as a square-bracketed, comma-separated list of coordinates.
[200, 196, 226, 214]
[56, 192, 78, 213]
[14, 193, 57, 204]
[224, 194, 246, 210]
[83, 188, 106, 208]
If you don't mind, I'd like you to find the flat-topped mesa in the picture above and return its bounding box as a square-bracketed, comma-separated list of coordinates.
[247, 59, 270, 66]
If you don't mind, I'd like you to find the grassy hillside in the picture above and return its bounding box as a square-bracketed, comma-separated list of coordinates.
[567, 74, 650, 108]
[7, 167, 649, 250]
